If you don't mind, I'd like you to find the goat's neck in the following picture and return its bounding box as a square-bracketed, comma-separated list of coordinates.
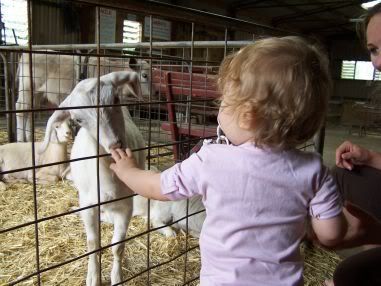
[36, 141, 68, 166]
[47, 141, 67, 146]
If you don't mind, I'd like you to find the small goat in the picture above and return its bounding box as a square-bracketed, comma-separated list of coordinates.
[0, 119, 71, 184]
[41, 71, 146, 286]
[16, 52, 152, 142]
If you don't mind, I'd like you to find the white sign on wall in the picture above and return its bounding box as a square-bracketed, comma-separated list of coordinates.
[99, 7, 116, 43]
[144, 17, 171, 40]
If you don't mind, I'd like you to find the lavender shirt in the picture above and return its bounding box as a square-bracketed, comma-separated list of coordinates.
[161, 142, 342, 286]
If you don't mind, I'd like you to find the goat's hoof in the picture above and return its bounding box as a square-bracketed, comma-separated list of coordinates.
[86, 273, 101, 286]
[162, 227, 177, 238]
[0, 181, 6, 191]
[111, 269, 123, 285]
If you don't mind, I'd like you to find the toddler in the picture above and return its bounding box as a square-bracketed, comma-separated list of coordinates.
[110, 36, 346, 286]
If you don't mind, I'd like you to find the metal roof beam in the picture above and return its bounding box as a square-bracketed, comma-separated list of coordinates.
[272, 1, 364, 26]
[239, 1, 362, 9]
[230, 0, 268, 10]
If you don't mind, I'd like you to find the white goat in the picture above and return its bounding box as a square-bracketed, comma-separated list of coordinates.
[40, 71, 146, 286]
[16, 52, 152, 142]
[0, 119, 71, 184]
[133, 164, 205, 238]
[133, 195, 205, 238]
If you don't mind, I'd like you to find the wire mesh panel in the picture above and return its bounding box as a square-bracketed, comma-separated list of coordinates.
[0, 1, 329, 286]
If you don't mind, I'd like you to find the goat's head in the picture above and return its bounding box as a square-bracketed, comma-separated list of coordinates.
[127, 58, 153, 98]
[50, 119, 72, 143]
[40, 71, 141, 153]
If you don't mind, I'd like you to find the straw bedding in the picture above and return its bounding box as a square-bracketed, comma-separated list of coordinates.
[0, 179, 342, 286]
[0, 180, 201, 286]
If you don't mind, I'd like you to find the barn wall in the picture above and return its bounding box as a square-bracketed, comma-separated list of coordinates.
[329, 36, 375, 103]
[30, 0, 375, 104]
[32, 0, 81, 44]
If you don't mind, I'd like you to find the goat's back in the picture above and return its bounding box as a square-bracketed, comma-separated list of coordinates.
[17, 53, 79, 104]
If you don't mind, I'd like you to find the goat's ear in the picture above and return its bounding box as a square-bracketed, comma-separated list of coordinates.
[100, 84, 114, 100]
[59, 93, 72, 108]
[51, 123, 59, 143]
[127, 76, 143, 100]
[100, 71, 139, 87]
[39, 110, 71, 154]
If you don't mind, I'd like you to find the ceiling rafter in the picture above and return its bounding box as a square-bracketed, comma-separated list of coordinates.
[230, 0, 268, 10]
[272, 0, 365, 25]
[234, 0, 358, 10]
[271, 0, 356, 34]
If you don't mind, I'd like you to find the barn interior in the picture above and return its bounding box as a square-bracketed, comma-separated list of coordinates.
[0, 0, 380, 285]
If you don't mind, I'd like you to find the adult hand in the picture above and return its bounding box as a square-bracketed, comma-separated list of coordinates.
[335, 141, 370, 170]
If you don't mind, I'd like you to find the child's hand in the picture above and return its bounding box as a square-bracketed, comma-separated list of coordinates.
[109, 148, 165, 201]
[110, 148, 139, 179]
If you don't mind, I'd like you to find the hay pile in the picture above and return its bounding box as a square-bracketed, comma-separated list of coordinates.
[0, 179, 342, 286]
[0, 127, 46, 145]
[0, 180, 200, 286]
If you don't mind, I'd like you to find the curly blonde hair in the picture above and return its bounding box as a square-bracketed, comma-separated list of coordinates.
[217, 36, 332, 150]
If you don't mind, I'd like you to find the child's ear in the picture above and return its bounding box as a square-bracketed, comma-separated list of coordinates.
[238, 104, 255, 130]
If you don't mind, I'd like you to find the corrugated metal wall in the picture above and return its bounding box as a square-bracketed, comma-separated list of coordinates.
[32, 0, 81, 44]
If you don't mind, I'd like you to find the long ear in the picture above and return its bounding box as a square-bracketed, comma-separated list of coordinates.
[127, 75, 143, 100]
[101, 71, 138, 86]
[51, 122, 59, 143]
[100, 71, 142, 99]
[100, 84, 114, 101]
[39, 97, 71, 153]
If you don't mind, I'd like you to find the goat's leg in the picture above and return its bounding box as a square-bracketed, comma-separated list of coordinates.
[81, 207, 101, 286]
[150, 204, 177, 237]
[25, 113, 32, 142]
[35, 170, 59, 185]
[150, 217, 177, 237]
[15, 99, 28, 142]
[3, 174, 27, 184]
[110, 203, 132, 285]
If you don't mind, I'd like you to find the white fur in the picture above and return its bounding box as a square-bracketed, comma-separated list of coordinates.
[0, 119, 71, 184]
[41, 71, 146, 286]
[133, 195, 205, 238]
[16, 53, 152, 142]
[133, 165, 205, 238]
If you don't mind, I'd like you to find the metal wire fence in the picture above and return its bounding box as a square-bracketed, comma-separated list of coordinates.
[0, 1, 318, 285]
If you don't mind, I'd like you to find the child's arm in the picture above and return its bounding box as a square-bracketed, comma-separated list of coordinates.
[310, 213, 347, 247]
[110, 148, 169, 201]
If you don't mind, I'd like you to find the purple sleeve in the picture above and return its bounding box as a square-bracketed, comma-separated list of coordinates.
[309, 166, 343, 220]
[160, 151, 205, 200]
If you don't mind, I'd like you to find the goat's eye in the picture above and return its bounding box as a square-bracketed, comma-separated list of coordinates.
[113, 97, 120, 105]
[142, 73, 148, 79]
[75, 118, 82, 124]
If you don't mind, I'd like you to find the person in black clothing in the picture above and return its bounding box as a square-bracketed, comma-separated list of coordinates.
[325, 3, 381, 286]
